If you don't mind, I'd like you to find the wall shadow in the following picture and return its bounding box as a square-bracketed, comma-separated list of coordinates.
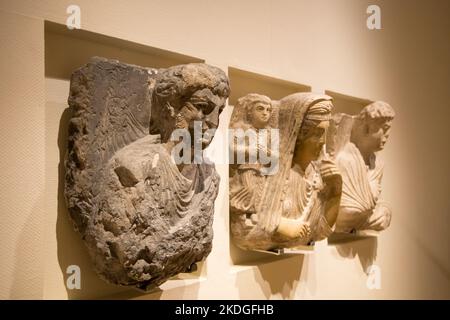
[334, 237, 378, 273]
[234, 255, 305, 299]
[257, 255, 304, 299]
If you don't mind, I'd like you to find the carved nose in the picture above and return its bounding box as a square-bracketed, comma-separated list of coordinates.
[204, 105, 220, 129]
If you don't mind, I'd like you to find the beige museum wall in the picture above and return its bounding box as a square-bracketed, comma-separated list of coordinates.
[0, 0, 449, 299]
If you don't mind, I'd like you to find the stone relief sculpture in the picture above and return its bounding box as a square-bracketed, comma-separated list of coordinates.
[230, 92, 343, 251]
[65, 57, 229, 290]
[327, 101, 395, 234]
[229, 94, 278, 216]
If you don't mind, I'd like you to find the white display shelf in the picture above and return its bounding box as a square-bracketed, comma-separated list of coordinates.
[327, 230, 380, 245]
[253, 244, 315, 256]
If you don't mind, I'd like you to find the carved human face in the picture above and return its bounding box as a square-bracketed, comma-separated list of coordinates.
[294, 120, 329, 167]
[249, 102, 272, 129]
[177, 88, 226, 148]
[364, 118, 392, 152]
[302, 120, 329, 159]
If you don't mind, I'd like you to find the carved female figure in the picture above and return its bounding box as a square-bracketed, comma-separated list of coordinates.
[230, 93, 342, 251]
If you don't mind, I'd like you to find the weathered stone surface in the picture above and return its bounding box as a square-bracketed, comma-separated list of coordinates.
[65, 57, 229, 290]
[327, 101, 395, 233]
[230, 93, 342, 251]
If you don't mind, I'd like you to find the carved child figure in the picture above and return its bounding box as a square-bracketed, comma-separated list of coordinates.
[229, 94, 278, 216]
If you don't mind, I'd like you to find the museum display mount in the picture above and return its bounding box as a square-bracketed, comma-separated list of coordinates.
[327, 229, 380, 245]
[253, 244, 315, 256]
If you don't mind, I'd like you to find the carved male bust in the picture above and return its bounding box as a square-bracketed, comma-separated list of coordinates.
[230, 92, 342, 251]
[328, 101, 395, 233]
[65, 57, 229, 290]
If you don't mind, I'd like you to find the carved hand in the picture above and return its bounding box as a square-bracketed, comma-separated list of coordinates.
[276, 217, 311, 240]
[320, 158, 340, 179]
[319, 157, 342, 228]
[319, 158, 342, 196]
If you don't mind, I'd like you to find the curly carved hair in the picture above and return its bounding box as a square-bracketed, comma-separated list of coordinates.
[357, 101, 395, 122]
[236, 93, 272, 124]
[150, 63, 230, 141]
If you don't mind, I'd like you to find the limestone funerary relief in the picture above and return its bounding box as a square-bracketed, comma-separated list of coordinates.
[327, 101, 395, 234]
[65, 57, 229, 290]
[230, 93, 343, 251]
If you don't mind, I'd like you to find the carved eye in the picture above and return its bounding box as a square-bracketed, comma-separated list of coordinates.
[308, 127, 324, 138]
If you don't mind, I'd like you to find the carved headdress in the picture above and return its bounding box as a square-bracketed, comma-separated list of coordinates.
[256, 92, 333, 233]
